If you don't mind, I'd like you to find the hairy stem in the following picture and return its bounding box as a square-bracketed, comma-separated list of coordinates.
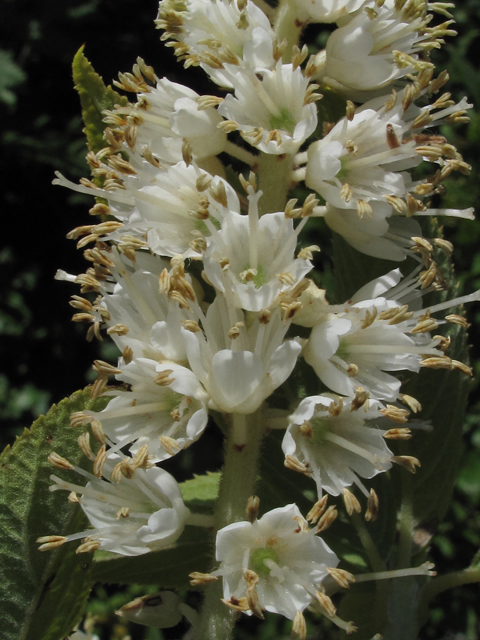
[196, 411, 265, 640]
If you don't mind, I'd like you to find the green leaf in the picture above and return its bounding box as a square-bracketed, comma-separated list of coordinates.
[0, 388, 110, 640]
[180, 472, 220, 509]
[72, 45, 128, 154]
[0, 49, 27, 106]
[92, 526, 213, 587]
[399, 318, 470, 526]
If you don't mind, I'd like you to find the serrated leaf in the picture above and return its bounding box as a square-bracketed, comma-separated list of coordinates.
[0, 388, 110, 640]
[331, 222, 472, 527]
[180, 472, 220, 505]
[72, 45, 128, 154]
[92, 526, 213, 587]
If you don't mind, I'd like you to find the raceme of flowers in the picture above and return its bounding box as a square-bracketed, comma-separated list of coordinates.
[40, 0, 478, 636]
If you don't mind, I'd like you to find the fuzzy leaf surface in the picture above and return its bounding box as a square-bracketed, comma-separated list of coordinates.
[72, 45, 128, 154]
[0, 388, 110, 640]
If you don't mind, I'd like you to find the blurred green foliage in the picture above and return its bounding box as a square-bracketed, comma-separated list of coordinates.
[1, 1, 480, 638]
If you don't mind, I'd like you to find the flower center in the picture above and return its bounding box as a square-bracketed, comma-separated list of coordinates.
[240, 264, 267, 288]
[269, 107, 296, 135]
[249, 547, 280, 576]
[310, 417, 332, 445]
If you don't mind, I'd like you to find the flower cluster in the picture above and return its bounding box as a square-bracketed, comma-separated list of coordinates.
[39, 0, 477, 636]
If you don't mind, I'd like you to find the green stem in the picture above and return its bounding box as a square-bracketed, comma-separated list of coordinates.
[351, 512, 386, 573]
[396, 460, 415, 570]
[257, 152, 295, 215]
[273, 0, 305, 62]
[419, 567, 480, 612]
[196, 411, 265, 640]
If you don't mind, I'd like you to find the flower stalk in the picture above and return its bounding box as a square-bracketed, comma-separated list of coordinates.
[196, 410, 265, 640]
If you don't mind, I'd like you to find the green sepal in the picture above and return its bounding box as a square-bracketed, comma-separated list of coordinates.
[72, 45, 128, 155]
[92, 526, 213, 587]
[0, 388, 110, 640]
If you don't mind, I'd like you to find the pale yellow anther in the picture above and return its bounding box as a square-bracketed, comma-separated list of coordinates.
[160, 436, 181, 456]
[115, 507, 130, 520]
[76, 539, 101, 554]
[380, 405, 410, 423]
[361, 307, 377, 329]
[391, 455, 421, 473]
[37, 535, 68, 551]
[328, 567, 356, 589]
[48, 452, 73, 470]
[154, 370, 175, 386]
[328, 397, 344, 417]
[189, 572, 218, 586]
[316, 505, 338, 532]
[93, 445, 107, 478]
[343, 488, 361, 516]
[284, 455, 311, 476]
[306, 495, 328, 524]
[383, 428, 412, 440]
[365, 488, 379, 522]
[291, 610, 307, 640]
[78, 432, 94, 461]
[299, 421, 313, 438]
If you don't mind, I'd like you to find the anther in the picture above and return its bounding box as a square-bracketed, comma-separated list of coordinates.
[343, 488, 361, 516]
[48, 452, 73, 470]
[327, 567, 355, 589]
[189, 572, 218, 586]
[316, 506, 338, 532]
[315, 591, 337, 617]
[391, 455, 421, 473]
[306, 495, 328, 523]
[246, 495, 260, 523]
[365, 488, 379, 522]
[37, 535, 67, 551]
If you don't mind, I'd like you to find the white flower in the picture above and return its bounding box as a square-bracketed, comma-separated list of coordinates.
[283, 395, 393, 497]
[57, 249, 197, 362]
[304, 90, 472, 213]
[157, 0, 276, 87]
[111, 76, 227, 163]
[83, 359, 209, 462]
[303, 270, 445, 401]
[213, 504, 339, 620]
[291, 0, 366, 23]
[204, 188, 313, 311]
[322, 0, 436, 93]
[305, 106, 419, 212]
[181, 294, 302, 414]
[44, 457, 190, 556]
[324, 202, 423, 261]
[54, 161, 239, 258]
[217, 63, 318, 154]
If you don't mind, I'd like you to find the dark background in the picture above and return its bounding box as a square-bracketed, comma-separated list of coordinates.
[1, 0, 480, 637]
